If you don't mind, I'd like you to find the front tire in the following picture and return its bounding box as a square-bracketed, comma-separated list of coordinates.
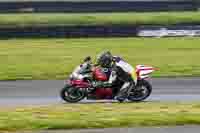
[60, 85, 86, 103]
[128, 80, 152, 102]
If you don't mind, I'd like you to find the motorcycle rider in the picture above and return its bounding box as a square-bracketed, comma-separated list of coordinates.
[70, 56, 93, 80]
[95, 51, 136, 102]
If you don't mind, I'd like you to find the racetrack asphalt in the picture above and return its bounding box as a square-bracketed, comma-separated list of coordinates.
[0, 78, 200, 106]
[1, 78, 200, 133]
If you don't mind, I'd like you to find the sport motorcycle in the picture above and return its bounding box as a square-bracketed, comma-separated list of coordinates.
[60, 65, 158, 103]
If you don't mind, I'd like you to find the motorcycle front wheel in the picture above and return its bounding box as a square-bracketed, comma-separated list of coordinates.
[128, 79, 152, 102]
[60, 85, 86, 103]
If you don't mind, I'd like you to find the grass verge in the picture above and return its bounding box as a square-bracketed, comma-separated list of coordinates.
[0, 12, 200, 27]
[1, 37, 200, 80]
[1, 102, 200, 132]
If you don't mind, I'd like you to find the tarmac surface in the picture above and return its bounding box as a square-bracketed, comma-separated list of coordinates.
[0, 78, 200, 106]
[1, 78, 200, 133]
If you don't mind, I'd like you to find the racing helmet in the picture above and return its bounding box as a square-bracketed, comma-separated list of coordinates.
[96, 51, 113, 68]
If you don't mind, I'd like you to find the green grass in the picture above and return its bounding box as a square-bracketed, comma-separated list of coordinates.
[1, 37, 200, 80]
[0, 12, 200, 27]
[1, 102, 200, 132]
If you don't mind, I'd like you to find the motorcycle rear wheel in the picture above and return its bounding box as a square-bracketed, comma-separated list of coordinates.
[60, 85, 86, 103]
[128, 79, 152, 102]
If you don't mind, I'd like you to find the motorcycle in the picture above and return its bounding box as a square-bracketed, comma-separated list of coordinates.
[60, 64, 158, 103]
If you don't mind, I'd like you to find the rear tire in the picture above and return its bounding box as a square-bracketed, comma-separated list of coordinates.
[60, 85, 86, 103]
[128, 80, 152, 102]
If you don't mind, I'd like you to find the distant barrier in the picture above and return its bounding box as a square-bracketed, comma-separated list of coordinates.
[1, 25, 200, 38]
[0, 1, 198, 13]
[0, 26, 137, 38]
